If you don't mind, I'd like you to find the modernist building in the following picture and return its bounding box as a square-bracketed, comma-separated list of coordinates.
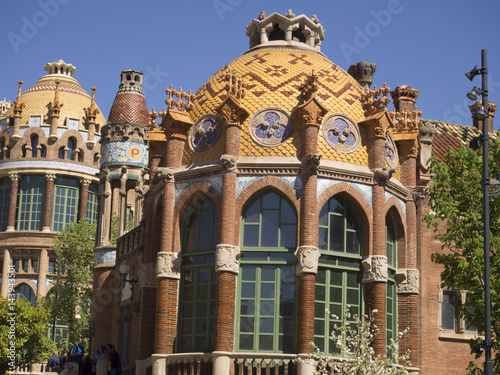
[0, 59, 106, 343]
[1, 10, 496, 375]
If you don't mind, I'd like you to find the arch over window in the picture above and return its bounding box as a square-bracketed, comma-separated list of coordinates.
[67, 137, 76, 160]
[315, 195, 363, 354]
[292, 27, 306, 43]
[386, 215, 397, 352]
[15, 283, 36, 306]
[269, 24, 285, 41]
[237, 191, 297, 353]
[31, 134, 39, 157]
[178, 195, 218, 352]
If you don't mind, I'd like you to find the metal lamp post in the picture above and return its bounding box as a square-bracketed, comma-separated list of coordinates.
[466, 49, 493, 375]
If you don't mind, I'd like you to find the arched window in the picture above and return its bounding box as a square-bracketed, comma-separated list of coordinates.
[178, 195, 218, 352]
[58, 147, 65, 159]
[67, 137, 76, 160]
[51, 177, 79, 232]
[237, 191, 297, 353]
[386, 215, 397, 352]
[31, 134, 39, 157]
[40, 145, 47, 158]
[0, 177, 11, 231]
[17, 175, 45, 231]
[269, 24, 285, 41]
[15, 283, 36, 306]
[315, 196, 363, 354]
[292, 28, 306, 43]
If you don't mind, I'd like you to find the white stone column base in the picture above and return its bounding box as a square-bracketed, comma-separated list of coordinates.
[213, 351, 231, 375]
[296, 355, 315, 375]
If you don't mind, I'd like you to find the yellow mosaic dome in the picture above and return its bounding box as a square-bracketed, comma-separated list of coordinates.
[4, 60, 106, 129]
[183, 12, 368, 166]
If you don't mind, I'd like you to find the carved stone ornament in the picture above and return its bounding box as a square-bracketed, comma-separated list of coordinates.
[9, 173, 19, 181]
[395, 268, 419, 294]
[418, 121, 435, 173]
[294, 246, 320, 275]
[248, 107, 294, 147]
[215, 244, 241, 274]
[373, 167, 396, 184]
[156, 252, 181, 279]
[153, 167, 175, 182]
[139, 263, 157, 287]
[408, 186, 430, 202]
[188, 114, 222, 153]
[348, 61, 377, 90]
[220, 154, 238, 173]
[362, 255, 388, 283]
[102, 122, 150, 143]
[322, 113, 361, 153]
[384, 134, 398, 168]
[302, 153, 321, 174]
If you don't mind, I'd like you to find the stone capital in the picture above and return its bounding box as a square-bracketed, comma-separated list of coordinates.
[9, 173, 19, 181]
[79, 178, 92, 186]
[362, 255, 388, 283]
[156, 252, 181, 279]
[139, 263, 157, 287]
[294, 246, 320, 275]
[396, 268, 419, 294]
[215, 244, 241, 274]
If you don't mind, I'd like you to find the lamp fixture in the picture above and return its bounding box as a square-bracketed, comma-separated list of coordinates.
[475, 106, 487, 121]
[467, 86, 482, 101]
[119, 261, 138, 284]
[465, 65, 482, 81]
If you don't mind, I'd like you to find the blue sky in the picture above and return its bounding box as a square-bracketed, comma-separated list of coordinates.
[1, 0, 499, 128]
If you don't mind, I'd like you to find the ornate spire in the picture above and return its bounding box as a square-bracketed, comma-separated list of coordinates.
[361, 83, 391, 117]
[49, 79, 64, 117]
[225, 71, 246, 102]
[293, 71, 327, 126]
[215, 72, 249, 127]
[165, 85, 195, 111]
[12, 79, 25, 117]
[85, 86, 100, 123]
[148, 107, 158, 128]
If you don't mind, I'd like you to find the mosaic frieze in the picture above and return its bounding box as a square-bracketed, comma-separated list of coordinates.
[188, 114, 222, 153]
[248, 107, 294, 147]
[322, 114, 361, 153]
[101, 140, 148, 168]
[384, 134, 398, 168]
[94, 248, 116, 266]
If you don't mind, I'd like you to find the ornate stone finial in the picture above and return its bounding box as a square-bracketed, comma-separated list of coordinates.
[225, 71, 246, 102]
[285, 9, 295, 18]
[49, 79, 64, 118]
[153, 167, 175, 182]
[85, 86, 100, 123]
[396, 268, 419, 294]
[362, 255, 388, 283]
[293, 72, 327, 126]
[391, 85, 420, 103]
[361, 83, 391, 117]
[348, 62, 377, 90]
[294, 246, 320, 275]
[158, 107, 168, 122]
[215, 244, 241, 274]
[165, 85, 195, 111]
[220, 154, 238, 172]
[258, 10, 266, 20]
[469, 100, 498, 118]
[13, 79, 25, 116]
[389, 106, 422, 133]
[302, 153, 321, 174]
[148, 107, 158, 128]
[299, 70, 319, 102]
[156, 252, 181, 279]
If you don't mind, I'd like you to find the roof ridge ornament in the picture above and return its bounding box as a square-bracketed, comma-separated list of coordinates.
[225, 71, 246, 102]
[49, 79, 64, 117]
[361, 83, 391, 117]
[165, 85, 195, 112]
[13, 79, 25, 116]
[85, 86, 100, 123]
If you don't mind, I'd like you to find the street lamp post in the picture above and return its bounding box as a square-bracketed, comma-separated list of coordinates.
[466, 49, 493, 375]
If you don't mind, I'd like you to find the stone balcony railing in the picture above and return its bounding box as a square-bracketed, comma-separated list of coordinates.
[116, 223, 145, 259]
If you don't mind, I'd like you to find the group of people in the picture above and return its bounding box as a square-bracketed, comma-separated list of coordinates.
[46, 339, 122, 375]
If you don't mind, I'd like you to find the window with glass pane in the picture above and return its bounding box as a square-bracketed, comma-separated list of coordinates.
[386, 216, 397, 351]
[315, 196, 363, 354]
[17, 175, 45, 231]
[51, 177, 79, 232]
[46, 290, 69, 346]
[15, 283, 36, 305]
[442, 291, 456, 331]
[178, 196, 218, 352]
[238, 191, 297, 353]
[32, 259, 38, 273]
[86, 184, 98, 224]
[0, 177, 11, 231]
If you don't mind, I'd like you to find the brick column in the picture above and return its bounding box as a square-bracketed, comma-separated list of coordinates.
[37, 248, 48, 296]
[79, 179, 91, 220]
[1, 249, 12, 297]
[6, 173, 19, 232]
[292, 73, 327, 355]
[42, 174, 56, 232]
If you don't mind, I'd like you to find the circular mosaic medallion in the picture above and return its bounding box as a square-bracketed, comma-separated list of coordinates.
[322, 114, 361, 153]
[249, 108, 294, 147]
[385, 134, 398, 168]
[188, 114, 222, 153]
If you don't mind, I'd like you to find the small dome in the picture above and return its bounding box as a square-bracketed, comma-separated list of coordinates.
[108, 69, 149, 125]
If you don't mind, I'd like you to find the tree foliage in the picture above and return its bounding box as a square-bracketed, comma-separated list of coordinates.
[44, 219, 96, 349]
[0, 297, 53, 374]
[425, 138, 500, 373]
[308, 309, 410, 374]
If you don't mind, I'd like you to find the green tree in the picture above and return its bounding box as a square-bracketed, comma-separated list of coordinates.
[425, 138, 500, 374]
[0, 297, 53, 374]
[44, 218, 96, 349]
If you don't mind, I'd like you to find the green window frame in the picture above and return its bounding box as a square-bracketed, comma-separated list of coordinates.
[51, 177, 79, 232]
[237, 191, 297, 353]
[178, 196, 218, 352]
[15, 283, 36, 306]
[86, 184, 98, 224]
[386, 216, 397, 351]
[0, 177, 10, 231]
[17, 175, 45, 231]
[315, 196, 363, 354]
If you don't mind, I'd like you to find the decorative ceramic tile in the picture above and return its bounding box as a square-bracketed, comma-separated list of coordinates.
[0, 160, 99, 174]
[101, 140, 149, 168]
[175, 176, 223, 202]
[317, 177, 372, 206]
[94, 248, 116, 266]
